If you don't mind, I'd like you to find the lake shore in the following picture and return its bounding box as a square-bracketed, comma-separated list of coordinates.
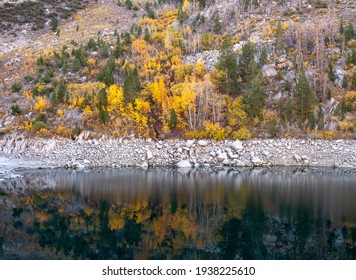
[0, 134, 356, 176]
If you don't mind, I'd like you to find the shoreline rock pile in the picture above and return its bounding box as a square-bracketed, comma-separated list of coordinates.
[0, 134, 355, 171]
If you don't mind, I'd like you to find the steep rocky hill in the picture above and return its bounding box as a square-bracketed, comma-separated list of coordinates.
[0, 0, 355, 140]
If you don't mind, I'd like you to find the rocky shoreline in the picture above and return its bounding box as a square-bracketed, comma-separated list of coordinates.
[0, 133, 355, 176]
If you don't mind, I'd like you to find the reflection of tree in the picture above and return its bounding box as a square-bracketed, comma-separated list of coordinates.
[2, 176, 356, 260]
[0, 236, 3, 257]
[217, 197, 266, 259]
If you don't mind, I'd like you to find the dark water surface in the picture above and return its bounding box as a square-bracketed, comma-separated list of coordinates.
[0, 167, 356, 260]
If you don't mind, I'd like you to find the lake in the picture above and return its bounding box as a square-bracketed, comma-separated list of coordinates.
[0, 167, 356, 259]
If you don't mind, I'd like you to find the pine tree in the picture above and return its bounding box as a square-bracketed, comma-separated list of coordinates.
[344, 22, 355, 42]
[351, 72, 356, 90]
[238, 41, 255, 81]
[275, 21, 285, 53]
[50, 16, 58, 32]
[328, 61, 335, 82]
[215, 36, 239, 95]
[212, 12, 222, 34]
[294, 69, 315, 123]
[123, 68, 141, 104]
[243, 61, 266, 120]
[199, 0, 206, 9]
[340, 18, 344, 34]
[98, 88, 109, 124]
[114, 36, 123, 58]
[259, 46, 268, 66]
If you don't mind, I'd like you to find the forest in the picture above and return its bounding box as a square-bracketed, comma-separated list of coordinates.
[0, 0, 355, 140]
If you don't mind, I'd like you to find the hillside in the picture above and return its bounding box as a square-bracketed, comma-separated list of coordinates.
[0, 0, 355, 141]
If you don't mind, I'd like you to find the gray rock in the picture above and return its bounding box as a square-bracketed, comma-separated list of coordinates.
[230, 140, 243, 151]
[186, 140, 195, 147]
[217, 153, 228, 162]
[251, 156, 263, 166]
[197, 140, 208, 147]
[293, 154, 301, 162]
[146, 151, 153, 160]
[222, 159, 230, 165]
[262, 64, 277, 78]
[176, 160, 192, 168]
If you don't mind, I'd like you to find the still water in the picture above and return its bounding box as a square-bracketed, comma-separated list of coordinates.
[0, 167, 356, 260]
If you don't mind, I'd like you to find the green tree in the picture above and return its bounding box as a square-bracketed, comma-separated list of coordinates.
[215, 36, 239, 95]
[243, 61, 266, 120]
[259, 46, 268, 66]
[114, 36, 123, 58]
[49, 16, 58, 32]
[123, 68, 141, 104]
[294, 69, 315, 123]
[212, 12, 222, 34]
[199, 0, 206, 9]
[328, 61, 335, 82]
[238, 41, 255, 81]
[98, 88, 109, 124]
[275, 21, 285, 52]
[344, 22, 355, 42]
[351, 72, 356, 90]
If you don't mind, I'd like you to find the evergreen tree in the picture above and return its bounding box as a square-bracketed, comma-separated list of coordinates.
[97, 88, 109, 124]
[50, 16, 58, 32]
[212, 12, 222, 34]
[275, 21, 285, 53]
[294, 69, 315, 123]
[351, 72, 356, 90]
[342, 76, 348, 88]
[344, 22, 355, 42]
[259, 46, 268, 66]
[243, 61, 266, 120]
[215, 36, 239, 95]
[199, 0, 206, 9]
[328, 61, 335, 82]
[123, 68, 141, 104]
[340, 18, 344, 34]
[238, 41, 255, 81]
[114, 36, 123, 58]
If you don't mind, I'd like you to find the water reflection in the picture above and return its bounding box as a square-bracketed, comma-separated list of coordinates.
[0, 167, 355, 259]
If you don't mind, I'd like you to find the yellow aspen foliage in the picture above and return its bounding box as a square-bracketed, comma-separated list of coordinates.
[57, 109, 64, 117]
[107, 84, 124, 113]
[152, 76, 170, 117]
[231, 127, 252, 140]
[183, 0, 189, 11]
[226, 97, 248, 127]
[87, 57, 96, 67]
[202, 120, 225, 140]
[164, 31, 172, 50]
[345, 91, 356, 110]
[170, 84, 196, 129]
[24, 90, 32, 99]
[194, 62, 205, 77]
[23, 121, 33, 131]
[132, 39, 153, 67]
[282, 21, 289, 30]
[55, 126, 71, 137]
[34, 96, 49, 113]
